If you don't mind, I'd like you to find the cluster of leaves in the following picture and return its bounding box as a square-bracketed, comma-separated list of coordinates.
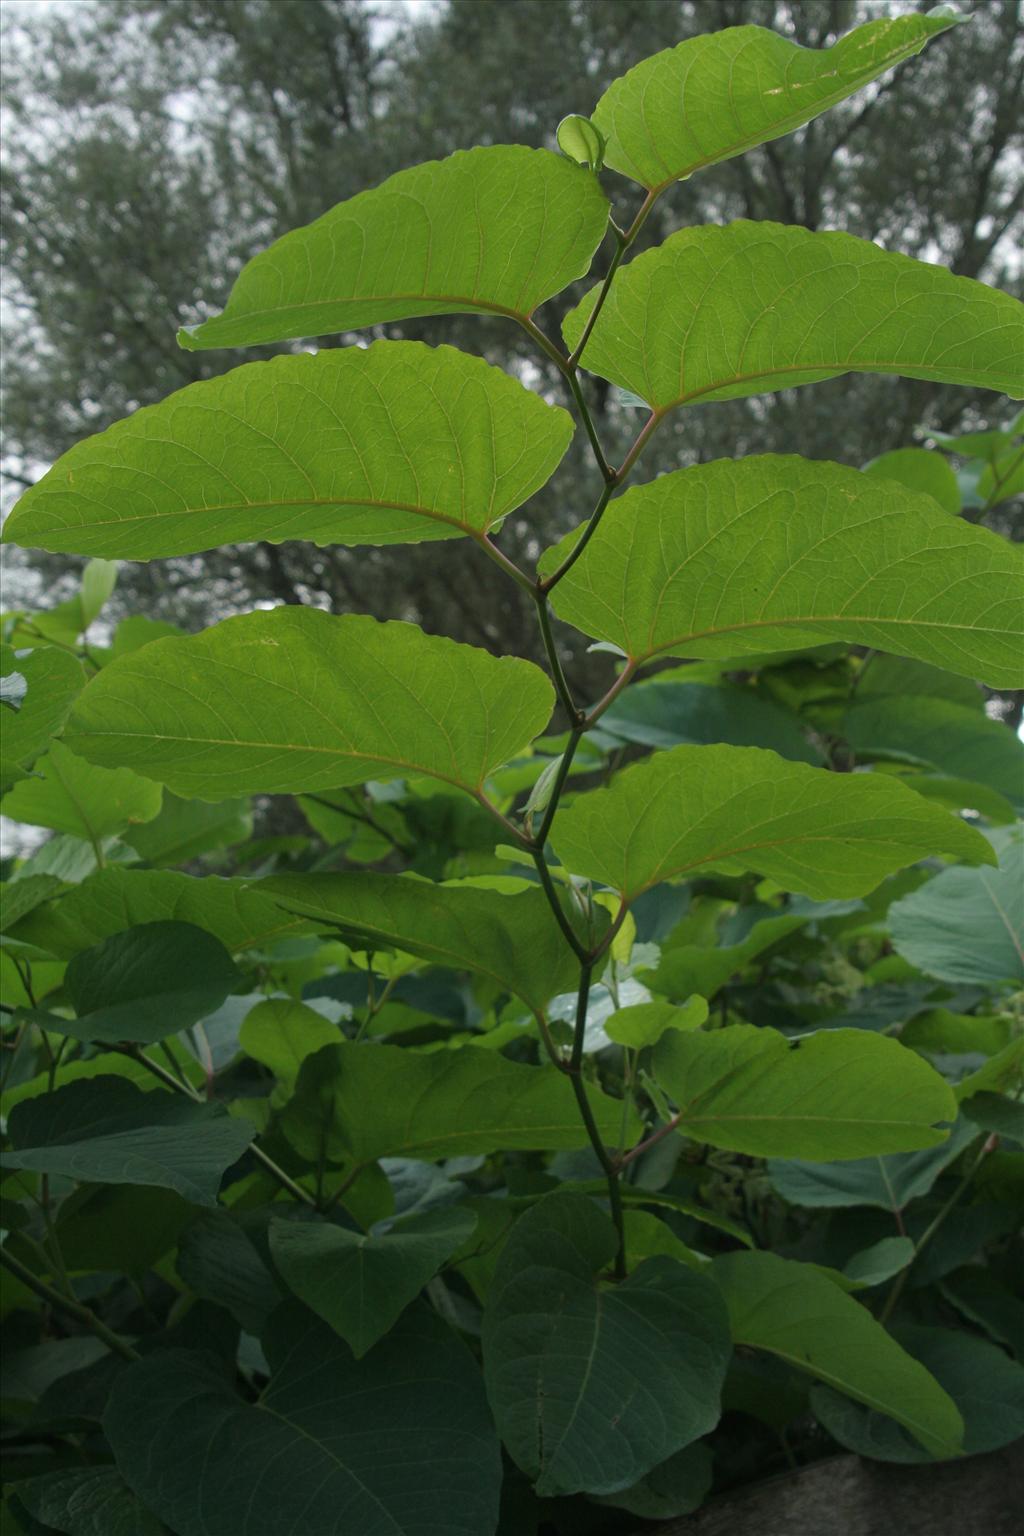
[1, 12, 1023, 1535]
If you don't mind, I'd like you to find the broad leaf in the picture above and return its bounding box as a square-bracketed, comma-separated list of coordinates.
[0, 645, 84, 790]
[10, 868, 318, 959]
[863, 447, 961, 515]
[63, 608, 554, 801]
[176, 1209, 283, 1333]
[652, 1024, 956, 1157]
[811, 1325, 1024, 1461]
[4, 343, 572, 559]
[257, 872, 589, 1017]
[712, 1251, 963, 1458]
[179, 145, 609, 350]
[844, 695, 1024, 810]
[889, 825, 1023, 987]
[482, 1193, 731, 1496]
[268, 1207, 477, 1357]
[43, 921, 241, 1044]
[551, 744, 993, 902]
[10, 1467, 165, 1536]
[605, 996, 708, 1048]
[123, 793, 252, 866]
[1, 1077, 254, 1206]
[591, 13, 962, 191]
[650, 912, 808, 1000]
[105, 1304, 502, 1536]
[563, 223, 1024, 411]
[281, 1041, 638, 1166]
[592, 1443, 713, 1522]
[542, 458, 1024, 686]
[1, 741, 161, 841]
[596, 677, 821, 762]
[766, 1117, 981, 1210]
[238, 997, 339, 1103]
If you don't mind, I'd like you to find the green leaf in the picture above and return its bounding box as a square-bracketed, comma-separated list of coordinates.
[863, 447, 961, 515]
[563, 223, 1024, 411]
[238, 997, 339, 1103]
[4, 343, 572, 560]
[281, 1041, 638, 1166]
[10, 868, 318, 959]
[592, 1443, 712, 1521]
[1, 1077, 255, 1206]
[844, 696, 1024, 810]
[811, 1325, 1024, 1461]
[766, 1117, 980, 1209]
[63, 608, 554, 801]
[268, 1206, 477, 1358]
[551, 744, 993, 902]
[605, 996, 708, 1048]
[1, 740, 161, 842]
[650, 912, 808, 1000]
[481, 1192, 731, 1496]
[597, 678, 820, 763]
[0, 646, 84, 790]
[542, 458, 1024, 686]
[123, 794, 252, 866]
[256, 872, 587, 1017]
[652, 1024, 956, 1157]
[42, 921, 240, 1044]
[842, 1236, 917, 1289]
[591, 13, 964, 191]
[78, 559, 118, 628]
[105, 1304, 502, 1536]
[712, 1251, 963, 1458]
[176, 1209, 283, 1333]
[556, 114, 606, 170]
[179, 145, 609, 351]
[889, 825, 1023, 987]
[0, 875, 64, 934]
[11, 1467, 165, 1536]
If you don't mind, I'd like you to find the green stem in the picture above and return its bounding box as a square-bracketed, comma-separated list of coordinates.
[533, 728, 584, 849]
[538, 481, 614, 595]
[567, 963, 627, 1278]
[565, 369, 614, 483]
[530, 848, 589, 964]
[534, 591, 582, 724]
[0, 1246, 140, 1363]
[566, 191, 658, 373]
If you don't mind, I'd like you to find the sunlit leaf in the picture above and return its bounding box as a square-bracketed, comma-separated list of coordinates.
[1, 740, 160, 843]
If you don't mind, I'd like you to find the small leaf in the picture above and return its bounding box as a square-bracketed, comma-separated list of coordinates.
[563, 223, 1024, 411]
[552, 744, 993, 902]
[268, 1206, 477, 1357]
[482, 1192, 731, 1496]
[179, 145, 608, 350]
[592, 13, 965, 190]
[11, 1466, 165, 1536]
[4, 344, 572, 560]
[105, 1304, 502, 1536]
[650, 912, 808, 1000]
[843, 1236, 917, 1289]
[45, 920, 241, 1044]
[653, 1024, 956, 1157]
[863, 447, 961, 515]
[63, 608, 554, 802]
[2, 740, 161, 842]
[605, 997, 708, 1048]
[0, 671, 27, 712]
[123, 794, 252, 866]
[281, 1041, 638, 1166]
[79, 559, 118, 628]
[556, 114, 606, 170]
[713, 1251, 963, 1458]
[1, 1077, 255, 1206]
[889, 824, 1024, 987]
[238, 997, 339, 1103]
[541, 458, 1024, 686]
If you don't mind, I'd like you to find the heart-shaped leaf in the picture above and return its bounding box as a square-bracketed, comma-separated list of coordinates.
[482, 1192, 731, 1497]
[0, 644, 84, 790]
[2, 740, 161, 841]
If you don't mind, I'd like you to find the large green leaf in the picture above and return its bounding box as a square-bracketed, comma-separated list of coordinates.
[766, 1117, 980, 1210]
[104, 1304, 502, 1536]
[563, 223, 1024, 411]
[0, 645, 85, 790]
[650, 912, 808, 1000]
[1, 1077, 254, 1206]
[257, 872, 587, 1017]
[591, 13, 962, 191]
[63, 608, 553, 801]
[281, 1041, 637, 1166]
[123, 793, 252, 866]
[844, 695, 1024, 810]
[596, 678, 820, 763]
[238, 997, 340, 1104]
[889, 825, 1024, 988]
[4, 343, 573, 560]
[652, 1024, 955, 1157]
[1, 741, 161, 842]
[551, 744, 993, 902]
[179, 145, 609, 351]
[712, 1251, 963, 1458]
[43, 921, 241, 1044]
[481, 1193, 731, 1497]
[812, 1325, 1024, 1461]
[542, 459, 1024, 686]
[268, 1207, 477, 1358]
[10, 868, 318, 959]
[10, 1467, 165, 1536]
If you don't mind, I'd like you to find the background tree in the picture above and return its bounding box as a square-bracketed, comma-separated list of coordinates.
[3, 0, 1021, 678]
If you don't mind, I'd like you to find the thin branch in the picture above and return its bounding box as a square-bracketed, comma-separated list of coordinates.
[0, 1245, 141, 1363]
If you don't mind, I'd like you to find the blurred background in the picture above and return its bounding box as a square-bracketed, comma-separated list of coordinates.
[2, 0, 1022, 699]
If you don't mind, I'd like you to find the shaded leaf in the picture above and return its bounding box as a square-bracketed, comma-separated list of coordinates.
[179, 145, 608, 350]
[766, 1116, 980, 1209]
[176, 1210, 283, 1333]
[605, 996, 708, 1048]
[123, 795, 252, 866]
[552, 744, 993, 902]
[650, 911, 808, 1000]
[5, 344, 572, 559]
[597, 678, 820, 763]
[238, 997, 339, 1103]
[863, 447, 961, 515]
[2, 741, 161, 842]
[482, 1193, 731, 1496]
[563, 223, 1024, 411]
[844, 696, 1024, 810]
[592, 1443, 712, 1522]
[63, 608, 554, 801]
[542, 458, 1023, 685]
[10, 1467, 165, 1536]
